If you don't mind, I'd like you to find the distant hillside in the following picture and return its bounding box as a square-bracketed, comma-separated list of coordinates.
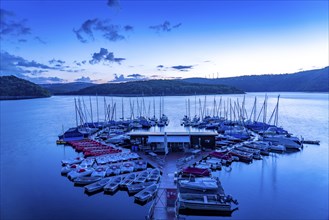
[65, 80, 244, 96]
[0, 76, 51, 100]
[181, 67, 329, 92]
[39, 82, 94, 94]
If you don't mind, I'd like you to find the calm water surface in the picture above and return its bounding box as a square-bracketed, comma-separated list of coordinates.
[1, 93, 328, 220]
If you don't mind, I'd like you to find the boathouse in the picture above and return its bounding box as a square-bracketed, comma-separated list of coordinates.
[127, 131, 217, 153]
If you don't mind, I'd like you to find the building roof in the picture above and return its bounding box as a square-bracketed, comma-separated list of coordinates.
[127, 131, 218, 136]
[148, 135, 190, 143]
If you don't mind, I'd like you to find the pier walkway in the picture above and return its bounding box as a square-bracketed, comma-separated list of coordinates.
[137, 151, 210, 220]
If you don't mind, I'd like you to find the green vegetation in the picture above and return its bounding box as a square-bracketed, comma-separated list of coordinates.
[0, 75, 51, 100]
[65, 80, 244, 96]
[40, 82, 94, 94]
[182, 66, 329, 92]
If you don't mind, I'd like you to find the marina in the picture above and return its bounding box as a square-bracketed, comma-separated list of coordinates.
[1, 93, 328, 220]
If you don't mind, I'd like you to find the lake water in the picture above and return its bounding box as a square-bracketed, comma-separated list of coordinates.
[1, 93, 328, 220]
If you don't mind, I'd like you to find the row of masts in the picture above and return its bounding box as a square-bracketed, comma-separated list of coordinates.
[182, 94, 280, 127]
[74, 96, 167, 127]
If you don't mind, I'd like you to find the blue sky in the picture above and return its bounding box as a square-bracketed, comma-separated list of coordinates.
[1, 0, 328, 83]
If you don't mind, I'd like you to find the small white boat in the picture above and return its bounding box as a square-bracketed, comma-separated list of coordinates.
[104, 175, 123, 193]
[80, 158, 95, 167]
[127, 181, 156, 194]
[134, 183, 159, 202]
[74, 176, 102, 186]
[120, 173, 137, 188]
[204, 158, 222, 170]
[147, 169, 161, 182]
[268, 144, 286, 152]
[61, 164, 79, 175]
[84, 177, 112, 193]
[134, 160, 147, 171]
[177, 193, 237, 212]
[263, 135, 302, 150]
[61, 157, 83, 166]
[106, 164, 121, 176]
[91, 166, 108, 178]
[121, 162, 134, 173]
[179, 177, 219, 192]
[133, 170, 150, 183]
[67, 167, 93, 180]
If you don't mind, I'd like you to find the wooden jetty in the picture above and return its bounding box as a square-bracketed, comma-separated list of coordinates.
[139, 151, 210, 220]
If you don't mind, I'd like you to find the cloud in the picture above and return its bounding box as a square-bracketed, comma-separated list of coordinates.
[107, 0, 120, 8]
[109, 73, 147, 82]
[34, 36, 46, 44]
[124, 25, 133, 31]
[49, 59, 65, 65]
[171, 65, 193, 71]
[29, 76, 66, 84]
[127, 73, 144, 78]
[0, 8, 31, 38]
[89, 48, 125, 65]
[149, 21, 182, 32]
[73, 18, 132, 43]
[74, 76, 94, 83]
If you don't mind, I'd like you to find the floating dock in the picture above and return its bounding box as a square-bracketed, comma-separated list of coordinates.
[139, 151, 210, 220]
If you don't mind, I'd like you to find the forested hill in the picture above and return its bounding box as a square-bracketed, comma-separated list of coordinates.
[39, 82, 94, 94]
[64, 80, 244, 96]
[181, 67, 329, 92]
[0, 76, 51, 100]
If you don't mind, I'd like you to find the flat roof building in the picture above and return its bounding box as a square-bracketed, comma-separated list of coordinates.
[127, 131, 218, 153]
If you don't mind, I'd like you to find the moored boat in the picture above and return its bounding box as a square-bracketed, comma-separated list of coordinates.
[121, 162, 135, 173]
[178, 177, 219, 192]
[91, 166, 108, 178]
[67, 167, 94, 180]
[177, 193, 238, 212]
[127, 181, 156, 194]
[147, 168, 161, 182]
[134, 183, 159, 202]
[133, 170, 150, 183]
[120, 173, 137, 189]
[74, 176, 102, 186]
[61, 157, 83, 166]
[104, 175, 123, 193]
[61, 164, 79, 175]
[106, 164, 121, 176]
[84, 177, 112, 193]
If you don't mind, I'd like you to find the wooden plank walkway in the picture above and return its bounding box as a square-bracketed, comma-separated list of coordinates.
[138, 151, 211, 220]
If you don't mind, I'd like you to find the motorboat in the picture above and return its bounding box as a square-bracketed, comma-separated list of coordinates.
[178, 177, 219, 192]
[106, 164, 121, 176]
[67, 167, 94, 180]
[61, 164, 78, 175]
[134, 183, 159, 202]
[262, 134, 303, 150]
[134, 160, 147, 171]
[91, 166, 108, 178]
[61, 157, 83, 166]
[229, 149, 253, 163]
[177, 193, 238, 212]
[121, 162, 135, 173]
[181, 167, 211, 177]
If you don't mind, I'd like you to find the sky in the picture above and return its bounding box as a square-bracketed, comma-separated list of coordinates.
[0, 0, 328, 84]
